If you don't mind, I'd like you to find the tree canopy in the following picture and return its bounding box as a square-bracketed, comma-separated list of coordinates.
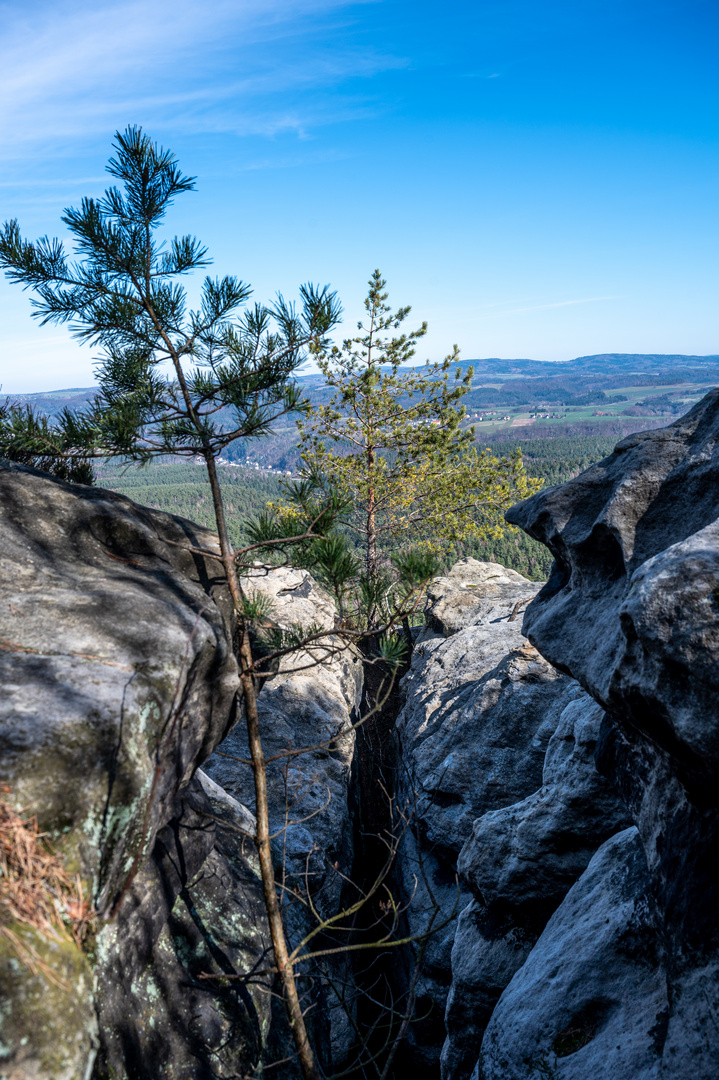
[0, 126, 340, 478]
[278, 270, 540, 626]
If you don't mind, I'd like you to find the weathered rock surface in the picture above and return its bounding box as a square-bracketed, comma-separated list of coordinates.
[0, 462, 243, 1079]
[94, 774, 272, 1079]
[507, 389, 719, 804]
[8, 382, 719, 1079]
[0, 464, 357, 1079]
[424, 559, 540, 638]
[487, 389, 719, 1078]
[0, 464, 239, 910]
[442, 691, 630, 1080]
[391, 560, 578, 1071]
[479, 827, 669, 1080]
[458, 692, 630, 916]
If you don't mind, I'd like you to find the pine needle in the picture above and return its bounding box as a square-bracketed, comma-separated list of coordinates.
[0, 791, 95, 971]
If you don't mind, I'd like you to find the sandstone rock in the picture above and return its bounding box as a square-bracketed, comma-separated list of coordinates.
[0, 462, 240, 1079]
[398, 581, 568, 860]
[0, 923, 96, 1080]
[94, 775, 272, 1080]
[243, 563, 337, 632]
[502, 390, 719, 1077]
[441, 898, 536, 1080]
[507, 389, 719, 802]
[457, 692, 630, 918]
[391, 561, 577, 1070]
[0, 461, 366, 1078]
[424, 558, 539, 637]
[478, 828, 669, 1080]
[442, 691, 630, 1080]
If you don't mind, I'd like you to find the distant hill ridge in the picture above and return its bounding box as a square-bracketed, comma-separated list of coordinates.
[8, 354, 719, 418]
[425, 353, 719, 377]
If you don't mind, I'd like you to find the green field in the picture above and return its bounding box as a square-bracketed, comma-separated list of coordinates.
[461, 380, 710, 436]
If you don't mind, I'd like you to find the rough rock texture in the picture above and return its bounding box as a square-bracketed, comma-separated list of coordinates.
[0, 464, 358, 1079]
[486, 389, 719, 1078]
[0, 922, 96, 1080]
[202, 565, 363, 1073]
[0, 465, 239, 908]
[0, 462, 243, 1079]
[479, 827, 668, 1080]
[442, 691, 630, 1079]
[391, 560, 578, 1071]
[424, 559, 540, 638]
[458, 693, 629, 916]
[94, 774, 272, 1079]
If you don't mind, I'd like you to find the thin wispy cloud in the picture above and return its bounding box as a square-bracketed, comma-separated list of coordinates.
[479, 296, 621, 319]
[0, 0, 402, 156]
[435, 296, 622, 327]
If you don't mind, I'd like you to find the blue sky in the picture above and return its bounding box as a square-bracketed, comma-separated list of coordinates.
[1, 0, 717, 391]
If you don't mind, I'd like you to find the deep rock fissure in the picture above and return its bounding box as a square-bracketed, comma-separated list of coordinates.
[345, 640, 415, 1078]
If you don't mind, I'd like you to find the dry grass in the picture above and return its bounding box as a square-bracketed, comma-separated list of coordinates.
[0, 790, 94, 987]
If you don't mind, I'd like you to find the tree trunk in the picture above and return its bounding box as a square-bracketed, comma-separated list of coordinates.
[203, 449, 320, 1080]
[366, 444, 378, 626]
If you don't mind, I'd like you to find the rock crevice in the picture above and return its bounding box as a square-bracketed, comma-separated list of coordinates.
[4, 387, 719, 1079]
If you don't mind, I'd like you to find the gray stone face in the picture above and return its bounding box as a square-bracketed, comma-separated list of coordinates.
[392, 560, 579, 1070]
[479, 828, 669, 1080]
[8, 380, 719, 1079]
[442, 688, 630, 1080]
[203, 561, 362, 922]
[94, 776, 272, 1080]
[0, 465, 239, 914]
[457, 692, 631, 918]
[507, 389, 719, 803]
[398, 561, 567, 860]
[0, 463, 241, 1080]
[242, 563, 338, 633]
[424, 558, 540, 638]
[495, 390, 719, 1079]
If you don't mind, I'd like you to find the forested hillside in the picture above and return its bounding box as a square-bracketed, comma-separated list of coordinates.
[98, 464, 282, 548]
[13, 354, 718, 465]
[99, 434, 620, 581]
[455, 435, 619, 578]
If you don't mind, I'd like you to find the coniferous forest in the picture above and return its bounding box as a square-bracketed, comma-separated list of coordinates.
[99, 433, 621, 580]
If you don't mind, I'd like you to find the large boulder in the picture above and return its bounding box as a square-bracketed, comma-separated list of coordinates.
[496, 389, 719, 1077]
[506, 389, 719, 804]
[442, 691, 630, 1079]
[391, 560, 578, 1071]
[0, 464, 239, 912]
[0, 463, 358, 1079]
[0, 462, 243, 1079]
[479, 827, 669, 1080]
[423, 558, 539, 638]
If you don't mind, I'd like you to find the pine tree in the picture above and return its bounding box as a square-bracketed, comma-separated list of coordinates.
[286, 270, 540, 627]
[0, 126, 344, 1080]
